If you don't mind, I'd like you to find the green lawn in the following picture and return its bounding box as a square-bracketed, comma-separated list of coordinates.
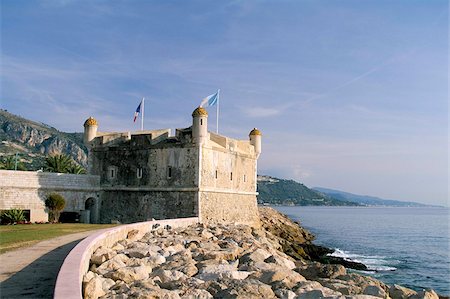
[0, 223, 117, 254]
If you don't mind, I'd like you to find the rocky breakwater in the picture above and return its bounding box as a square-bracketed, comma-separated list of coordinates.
[83, 208, 440, 299]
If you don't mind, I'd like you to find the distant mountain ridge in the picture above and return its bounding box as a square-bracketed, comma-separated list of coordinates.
[257, 175, 360, 206]
[0, 109, 87, 170]
[313, 187, 430, 207]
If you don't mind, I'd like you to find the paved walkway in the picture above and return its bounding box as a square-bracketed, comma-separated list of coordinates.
[0, 231, 98, 299]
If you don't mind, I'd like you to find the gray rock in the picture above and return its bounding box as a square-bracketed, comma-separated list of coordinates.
[110, 265, 151, 283]
[215, 279, 276, 299]
[274, 289, 296, 299]
[91, 247, 117, 265]
[96, 254, 129, 275]
[363, 285, 386, 298]
[126, 229, 141, 241]
[410, 289, 439, 299]
[201, 229, 214, 239]
[84, 275, 106, 299]
[264, 254, 296, 270]
[389, 284, 417, 299]
[345, 295, 381, 299]
[181, 289, 213, 299]
[151, 269, 188, 284]
[129, 287, 181, 299]
[297, 262, 347, 280]
[240, 248, 272, 264]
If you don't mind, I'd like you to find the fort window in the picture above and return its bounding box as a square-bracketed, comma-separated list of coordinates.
[215, 170, 218, 179]
[137, 168, 143, 179]
[107, 166, 118, 181]
[243, 175, 246, 182]
[230, 172, 233, 181]
[200, 119, 203, 125]
[168, 166, 172, 178]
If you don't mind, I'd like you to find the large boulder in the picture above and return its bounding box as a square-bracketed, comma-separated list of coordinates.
[91, 247, 117, 265]
[215, 279, 276, 299]
[389, 284, 418, 299]
[363, 285, 387, 298]
[297, 262, 347, 279]
[110, 265, 151, 284]
[83, 274, 114, 299]
[410, 290, 439, 299]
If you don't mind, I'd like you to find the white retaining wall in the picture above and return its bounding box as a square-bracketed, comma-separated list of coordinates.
[0, 170, 100, 222]
[54, 217, 199, 299]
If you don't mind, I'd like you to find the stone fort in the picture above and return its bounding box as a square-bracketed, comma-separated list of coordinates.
[0, 107, 262, 227]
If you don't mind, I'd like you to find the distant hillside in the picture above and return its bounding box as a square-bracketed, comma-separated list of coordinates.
[0, 109, 87, 170]
[257, 175, 360, 206]
[313, 187, 429, 207]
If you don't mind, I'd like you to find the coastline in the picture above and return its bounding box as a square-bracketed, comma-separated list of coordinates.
[80, 207, 444, 299]
[274, 205, 450, 298]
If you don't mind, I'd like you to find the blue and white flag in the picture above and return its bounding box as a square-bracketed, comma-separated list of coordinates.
[133, 100, 142, 122]
[200, 90, 219, 108]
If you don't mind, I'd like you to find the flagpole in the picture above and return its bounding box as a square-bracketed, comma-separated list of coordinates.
[141, 97, 145, 131]
[216, 89, 220, 134]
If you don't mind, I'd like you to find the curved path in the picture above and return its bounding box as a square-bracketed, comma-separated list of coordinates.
[0, 230, 99, 299]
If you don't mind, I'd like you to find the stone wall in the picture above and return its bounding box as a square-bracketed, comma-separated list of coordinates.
[198, 142, 260, 227]
[99, 190, 198, 224]
[199, 191, 260, 227]
[91, 146, 199, 188]
[0, 170, 100, 222]
[200, 146, 256, 192]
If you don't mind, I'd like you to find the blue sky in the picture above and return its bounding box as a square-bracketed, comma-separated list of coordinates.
[1, 1, 448, 206]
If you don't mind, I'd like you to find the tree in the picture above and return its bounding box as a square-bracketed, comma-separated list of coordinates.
[67, 163, 87, 174]
[45, 193, 66, 222]
[0, 155, 27, 170]
[44, 154, 73, 173]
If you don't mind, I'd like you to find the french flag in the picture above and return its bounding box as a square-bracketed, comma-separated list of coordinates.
[133, 100, 142, 122]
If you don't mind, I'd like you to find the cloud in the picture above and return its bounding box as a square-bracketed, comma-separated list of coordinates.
[241, 106, 283, 118]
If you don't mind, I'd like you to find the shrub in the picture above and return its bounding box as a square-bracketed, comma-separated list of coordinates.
[45, 193, 66, 222]
[1, 209, 26, 224]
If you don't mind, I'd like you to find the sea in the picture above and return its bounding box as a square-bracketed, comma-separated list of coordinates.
[274, 206, 450, 296]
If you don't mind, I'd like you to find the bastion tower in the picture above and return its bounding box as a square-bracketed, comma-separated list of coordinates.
[83, 107, 262, 227]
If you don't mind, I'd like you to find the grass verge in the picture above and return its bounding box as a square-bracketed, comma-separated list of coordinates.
[0, 223, 117, 254]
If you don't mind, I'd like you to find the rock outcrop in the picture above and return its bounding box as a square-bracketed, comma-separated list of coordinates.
[259, 207, 368, 271]
[0, 109, 87, 169]
[83, 208, 440, 299]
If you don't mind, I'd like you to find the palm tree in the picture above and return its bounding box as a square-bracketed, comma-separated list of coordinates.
[67, 163, 87, 174]
[44, 154, 73, 173]
[0, 155, 26, 170]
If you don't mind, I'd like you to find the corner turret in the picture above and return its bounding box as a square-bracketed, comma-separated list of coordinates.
[249, 128, 262, 158]
[83, 116, 98, 146]
[192, 107, 208, 145]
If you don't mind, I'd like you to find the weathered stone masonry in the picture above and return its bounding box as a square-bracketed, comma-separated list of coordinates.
[85, 107, 262, 227]
[0, 170, 100, 222]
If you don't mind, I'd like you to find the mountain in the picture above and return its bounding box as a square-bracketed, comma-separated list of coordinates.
[0, 109, 87, 170]
[313, 187, 430, 207]
[257, 175, 360, 206]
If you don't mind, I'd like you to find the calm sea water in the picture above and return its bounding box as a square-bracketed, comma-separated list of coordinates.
[274, 206, 450, 296]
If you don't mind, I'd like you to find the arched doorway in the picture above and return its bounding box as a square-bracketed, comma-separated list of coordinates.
[83, 197, 96, 223]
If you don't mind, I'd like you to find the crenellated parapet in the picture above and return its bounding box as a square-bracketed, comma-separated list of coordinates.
[81, 107, 262, 227]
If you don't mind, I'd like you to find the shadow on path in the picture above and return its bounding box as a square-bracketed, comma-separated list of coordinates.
[0, 238, 83, 299]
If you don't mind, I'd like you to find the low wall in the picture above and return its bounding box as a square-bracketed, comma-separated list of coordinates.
[54, 217, 199, 299]
[0, 170, 100, 222]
